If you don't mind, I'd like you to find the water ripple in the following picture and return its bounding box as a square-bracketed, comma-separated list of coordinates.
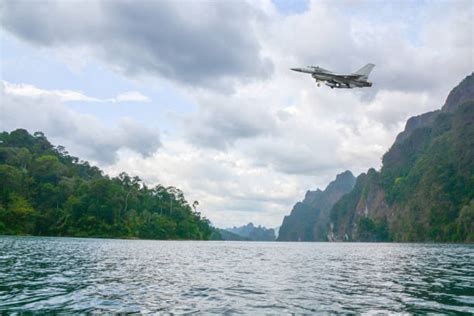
[0, 237, 473, 313]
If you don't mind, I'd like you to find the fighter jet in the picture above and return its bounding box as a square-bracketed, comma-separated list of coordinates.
[290, 63, 375, 89]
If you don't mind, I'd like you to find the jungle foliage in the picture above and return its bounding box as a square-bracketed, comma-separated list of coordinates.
[0, 129, 213, 240]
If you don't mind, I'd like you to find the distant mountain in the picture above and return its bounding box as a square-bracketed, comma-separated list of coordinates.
[328, 73, 474, 242]
[277, 171, 356, 241]
[225, 223, 275, 241]
[210, 228, 250, 241]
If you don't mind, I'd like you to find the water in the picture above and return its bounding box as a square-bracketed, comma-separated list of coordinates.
[0, 237, 473, 314]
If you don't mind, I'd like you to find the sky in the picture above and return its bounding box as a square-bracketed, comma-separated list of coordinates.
[0, 0, 472, 228]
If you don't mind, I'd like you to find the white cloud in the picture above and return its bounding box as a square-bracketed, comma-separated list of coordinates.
[2, 80, 101, 102]
[2, 80, 150, 103]
[0, 81, 161, 164]
[115, 91, 150, 103]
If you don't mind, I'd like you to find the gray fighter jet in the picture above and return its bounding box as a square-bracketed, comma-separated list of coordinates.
[291, 63, 375, 89]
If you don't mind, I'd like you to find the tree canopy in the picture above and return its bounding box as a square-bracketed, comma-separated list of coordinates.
[0, 129, 213, 240]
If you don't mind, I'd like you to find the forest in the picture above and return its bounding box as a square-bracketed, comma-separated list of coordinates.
[0, 129, 214, 240]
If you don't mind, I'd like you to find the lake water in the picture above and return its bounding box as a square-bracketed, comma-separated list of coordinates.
[0, 237, 473, 313]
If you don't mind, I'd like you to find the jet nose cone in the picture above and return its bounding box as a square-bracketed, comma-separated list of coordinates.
[290, 68, 300, 72]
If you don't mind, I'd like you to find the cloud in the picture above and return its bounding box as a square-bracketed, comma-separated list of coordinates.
[0, 0, 273, 90]
[184, 91, 277, 149]
[2, 80, 101, 102]
[115, 91, 150, 103]
[0, 81, 161, 164]
[2, 80, 150, 103]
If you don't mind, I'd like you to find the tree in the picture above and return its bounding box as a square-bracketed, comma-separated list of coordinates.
[0, 129, 215, 240]
[0, 194, 36, 234]
[192, 200, 199, 212]
[0, 164, 22, 206]
[31, 155, 63, 183]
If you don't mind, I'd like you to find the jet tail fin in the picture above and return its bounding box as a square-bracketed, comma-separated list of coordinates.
[353, 63, 375, 80]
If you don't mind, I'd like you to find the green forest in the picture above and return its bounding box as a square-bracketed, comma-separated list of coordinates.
[0, 129, 214, 240]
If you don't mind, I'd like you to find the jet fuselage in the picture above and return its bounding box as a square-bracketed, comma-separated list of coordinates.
[291, 64, 375, 89]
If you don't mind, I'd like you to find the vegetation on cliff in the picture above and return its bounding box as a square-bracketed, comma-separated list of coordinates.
[329, 74, 474, 242]
[383, 101, 474, 241]
[277, 171, 356, 241]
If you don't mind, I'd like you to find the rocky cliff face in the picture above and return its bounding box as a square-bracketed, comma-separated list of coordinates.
[328, 169, 390, 241]
[328, 74, 474, 242]
[442, 72, 474, 112]
[277, 171, 356, 241]
[394, 110, 439, 145]
[394, 73, 474, 145]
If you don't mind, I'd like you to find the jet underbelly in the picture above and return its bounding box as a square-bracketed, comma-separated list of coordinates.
[312, 73, 334, 81]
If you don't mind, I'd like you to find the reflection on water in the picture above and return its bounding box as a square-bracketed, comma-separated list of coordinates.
[0, 237, 473, 313]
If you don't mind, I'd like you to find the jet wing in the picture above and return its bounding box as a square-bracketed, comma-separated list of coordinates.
[321, 73, 363, 85]
[333, 73, 363, 79]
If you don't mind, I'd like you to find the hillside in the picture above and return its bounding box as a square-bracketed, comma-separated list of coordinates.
[328, 73, 474, 242]
[277, 171, 356, 241]
[0, 129, 213, 239]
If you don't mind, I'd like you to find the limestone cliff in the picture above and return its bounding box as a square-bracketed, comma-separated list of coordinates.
[277, 171, 356, 241]
[328, 74, 474, 242]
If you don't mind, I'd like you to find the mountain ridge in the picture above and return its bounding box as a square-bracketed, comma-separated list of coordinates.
[328, 73, 474, 242]
[225, 222, 276, 241]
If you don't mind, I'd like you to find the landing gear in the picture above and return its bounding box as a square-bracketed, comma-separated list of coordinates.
[317, 82, 321, 87]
